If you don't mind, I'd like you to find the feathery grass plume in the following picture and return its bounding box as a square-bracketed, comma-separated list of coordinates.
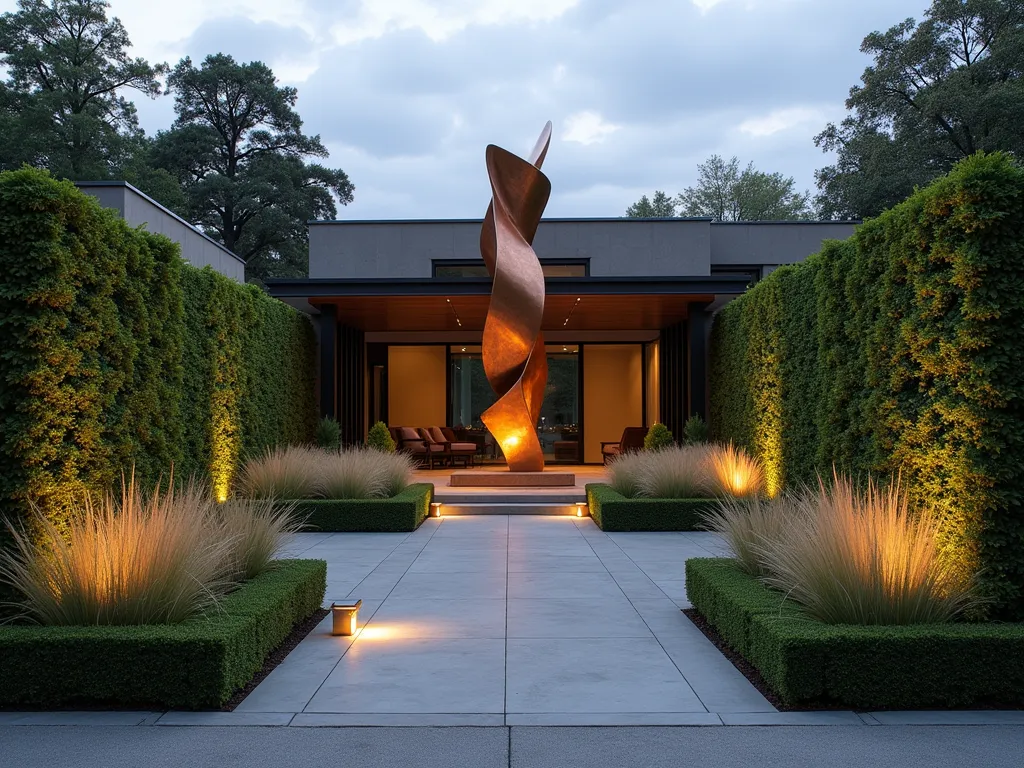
[702, 494, 801, 576]
[636, 444, 714, 499]
[373, 449, 415, 496]
[216, 497, 304, 581]
[758, 473, 981, 625]
[239, 445, 320, 500]
[0, 476, 233, 626]
[607, 451, 647, 498]
[317, 447, 412, 499]
[706, 442, 766, 498]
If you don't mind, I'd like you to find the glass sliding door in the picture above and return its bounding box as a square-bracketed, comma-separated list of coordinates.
[448, 344, 581, 464]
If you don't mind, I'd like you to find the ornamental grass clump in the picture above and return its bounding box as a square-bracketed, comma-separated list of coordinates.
[0, 478, 233, 626]
[706, 442, 765, 499]
[607, 451, 646, 497]
[759, 474, 980, 625]
[216, 498, 303, 582]
[636, 445, 713, 499]
[316, 447, 414, 500]
[238, 445, 320, 500]
[702, 494, 798, 577]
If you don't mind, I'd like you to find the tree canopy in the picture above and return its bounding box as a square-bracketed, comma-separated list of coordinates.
[0, 0, 165, 179]
[153, 55, 354, 281]
[815, 0, 1024, 219]
[625, 190, 677, 217]
[0, 2, 354, 282]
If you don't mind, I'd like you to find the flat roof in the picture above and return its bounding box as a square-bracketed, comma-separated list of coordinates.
[75, 181, 246, 265]
[308, 217, 860, 226]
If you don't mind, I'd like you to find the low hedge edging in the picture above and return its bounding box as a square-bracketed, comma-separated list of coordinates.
[686, 557, 1024, 709]
[0, 559, 327, 710]
[586, 483, 715, 531]
[290, 482, 433, 532]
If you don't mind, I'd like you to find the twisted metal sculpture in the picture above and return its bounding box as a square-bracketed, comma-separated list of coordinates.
[479, 122, 552, 472]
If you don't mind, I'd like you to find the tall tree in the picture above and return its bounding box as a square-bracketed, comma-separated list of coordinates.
[0, 0, 165, 179]
[678, 155, 812, 221]
[154, 54, 354, 282]
[625, 190, 677, 217]
[815, 0, 1024, 219]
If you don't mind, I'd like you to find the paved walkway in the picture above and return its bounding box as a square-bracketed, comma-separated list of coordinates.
[231, 516, 774, 725]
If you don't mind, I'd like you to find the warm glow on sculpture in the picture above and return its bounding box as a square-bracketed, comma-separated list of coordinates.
[479, 122, 553, 472]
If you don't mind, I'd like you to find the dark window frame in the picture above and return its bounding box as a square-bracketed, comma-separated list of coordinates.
[432, 258, 590, 279]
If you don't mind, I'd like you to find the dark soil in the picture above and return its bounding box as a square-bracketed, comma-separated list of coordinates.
[682, 608, 796, 711]
[222, 607, 329, 711]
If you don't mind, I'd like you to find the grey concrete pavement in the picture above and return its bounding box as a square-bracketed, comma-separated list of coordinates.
[248, 516, 773, 723]
[3, 725, 1024, 768]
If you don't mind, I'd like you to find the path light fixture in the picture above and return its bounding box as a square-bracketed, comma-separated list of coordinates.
[331, 600, 362, 636]
[576, 502, 586, 518]
[431, 502, 443, 518]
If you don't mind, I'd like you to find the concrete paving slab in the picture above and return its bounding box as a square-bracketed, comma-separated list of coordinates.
[155, 712, 294, 726]
[389, 570, 507, 599]
[0, 711, 157, 726]
[507, 570, 625, 599]
[506, 637, 706, 713]
[364, 597, 507, 638]
[291, 713, 506, 726]
[506, 595, 652, 638]
[719, 711, 863, 725]
[868, 711, 1024, 725]
[305, 637, 506, 713]
[506, 713, 724, 726]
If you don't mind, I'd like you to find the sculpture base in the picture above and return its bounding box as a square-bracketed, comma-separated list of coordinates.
[449, 471, 576, 488]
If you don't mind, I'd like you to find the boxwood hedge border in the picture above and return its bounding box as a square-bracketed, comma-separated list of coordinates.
[686, 557, 1024, 709]
[287, 483, 433, 532]
[0, 559, 326, 710]
[586, 484, 715, 531]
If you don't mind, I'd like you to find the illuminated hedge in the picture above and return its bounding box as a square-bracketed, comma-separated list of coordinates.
[0, 168, 316, 537]
[709, 153, 1024, 619]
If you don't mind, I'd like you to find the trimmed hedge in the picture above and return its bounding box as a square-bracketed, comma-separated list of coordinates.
[0, 559, 326, 709]
[586, 484, 715, 531]
[709, 153, 1024, 618]
[0, 168, 316, 534]
[290, 483, 434, 532]
[686, 557, 1024, 708]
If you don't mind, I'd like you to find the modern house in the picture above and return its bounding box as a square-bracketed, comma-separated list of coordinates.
[76, 181, 246, 282]
[267, 217, 856, 464]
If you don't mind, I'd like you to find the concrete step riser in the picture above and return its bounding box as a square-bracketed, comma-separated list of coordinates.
[437, 504, 589, 517]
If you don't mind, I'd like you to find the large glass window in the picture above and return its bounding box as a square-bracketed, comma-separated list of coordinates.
[434, 261, 587, 279]
[449, 344, 580, 463]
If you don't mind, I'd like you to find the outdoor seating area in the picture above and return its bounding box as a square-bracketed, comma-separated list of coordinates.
[390, 427, 483, 469]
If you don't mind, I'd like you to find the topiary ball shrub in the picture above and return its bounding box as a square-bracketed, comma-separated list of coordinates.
[644, 423, 674, 451]
[315, 417, 342, 449]
[684, 414, 709, 444]
[366, 421, 396, 453]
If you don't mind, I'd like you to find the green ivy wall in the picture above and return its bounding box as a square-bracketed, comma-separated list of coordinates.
[709, 153, 1024, 619]
[0, 168, 316, 533]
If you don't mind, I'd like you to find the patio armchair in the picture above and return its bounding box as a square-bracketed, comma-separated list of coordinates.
[601, 426, 648, 464]
[394, 426, 445, 467]
[441, 427, 478, 468]
[418, 427, 453, 469]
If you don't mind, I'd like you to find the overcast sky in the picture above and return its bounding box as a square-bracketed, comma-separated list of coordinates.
[3, 0, 931, 218]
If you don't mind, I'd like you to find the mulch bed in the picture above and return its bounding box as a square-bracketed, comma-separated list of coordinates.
[222, 607, 329, 711]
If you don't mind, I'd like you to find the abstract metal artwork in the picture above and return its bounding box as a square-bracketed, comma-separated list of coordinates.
[479, 122, 553, 472]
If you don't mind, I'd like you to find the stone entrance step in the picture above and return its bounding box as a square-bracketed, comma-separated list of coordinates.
[448, 471, 577, 487]
[436, 502, 589, 517]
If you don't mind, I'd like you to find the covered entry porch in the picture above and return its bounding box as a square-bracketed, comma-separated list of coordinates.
[267, 276, 748, 461]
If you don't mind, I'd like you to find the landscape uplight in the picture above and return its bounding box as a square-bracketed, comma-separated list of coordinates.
[331, 600, 362, 636]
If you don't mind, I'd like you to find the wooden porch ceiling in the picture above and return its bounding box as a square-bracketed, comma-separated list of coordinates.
[309, 294, 712, 332]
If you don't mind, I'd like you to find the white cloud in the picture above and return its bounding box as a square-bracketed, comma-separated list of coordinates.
[691, 0, 727, 10]
[562, 111, 621, 146]
[739, 106, 831, 137]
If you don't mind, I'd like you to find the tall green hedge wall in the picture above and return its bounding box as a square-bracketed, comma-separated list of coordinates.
[0, 168, 316, 533]
[709, 153, 1024, 619]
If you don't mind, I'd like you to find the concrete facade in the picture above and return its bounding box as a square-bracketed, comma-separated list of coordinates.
[76, 182, 246, 282]
[308, 217, 858, 280]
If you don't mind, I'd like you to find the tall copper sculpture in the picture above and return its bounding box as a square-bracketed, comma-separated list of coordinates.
[479, 122, 552, 472]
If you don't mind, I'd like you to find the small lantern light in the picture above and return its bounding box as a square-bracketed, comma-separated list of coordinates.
[430, 502, 443, 518]
[576, 502, 586, 518]
[331, 600, 362, 636]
